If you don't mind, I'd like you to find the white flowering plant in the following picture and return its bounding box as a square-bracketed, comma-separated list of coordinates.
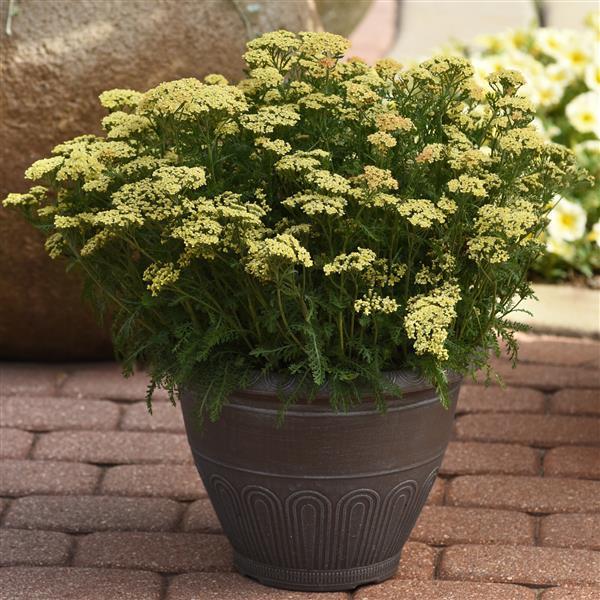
[457, 13, 599, 281]
[3, 31, 582, 418]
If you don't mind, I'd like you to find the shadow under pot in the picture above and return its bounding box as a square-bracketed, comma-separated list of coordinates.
[180, 371, 460, 592]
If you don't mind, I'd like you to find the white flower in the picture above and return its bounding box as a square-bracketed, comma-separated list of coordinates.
[590, 221, 600, 247]
[565, 92, 600, 137]
[534, 28, 569, 59]
[531, 78, 564, 108]
[558, 40, 592, 73]
[547, 196, 588, 242]
[585, 63, 600, 90]
[575, 139, 600, 155]
[546, 236, 576, 262]
[545, 63, 575, 88]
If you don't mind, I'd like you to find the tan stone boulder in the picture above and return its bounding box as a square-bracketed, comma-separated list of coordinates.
[0, 0, 319, 359]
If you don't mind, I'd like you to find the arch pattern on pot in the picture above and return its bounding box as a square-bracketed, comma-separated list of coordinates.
[206, 467, 438, 570]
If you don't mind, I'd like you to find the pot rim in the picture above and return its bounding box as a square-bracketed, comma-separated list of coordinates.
[227, 369, 462, 403]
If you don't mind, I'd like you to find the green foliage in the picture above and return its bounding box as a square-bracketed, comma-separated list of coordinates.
[3, 30, 583, 422]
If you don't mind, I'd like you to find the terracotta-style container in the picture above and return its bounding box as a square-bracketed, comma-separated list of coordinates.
[181, 372, 460, 591]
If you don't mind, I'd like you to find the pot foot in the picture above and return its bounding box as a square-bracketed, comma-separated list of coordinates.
[234, 550, 401, 592]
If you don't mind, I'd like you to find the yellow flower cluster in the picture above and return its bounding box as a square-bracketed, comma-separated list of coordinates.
[245, 233, 313, 282]
[323, 248, 377, 275]
[139, 78, 248, 119]
[397, 199, 446, 228]
[283, 192, 346, 216]
[354, 291, 399, 316]
[355, 166, 398, 191]
[241, 105, 300, 134]
[143, 262, 181, 296]
[98, 89, 142, 111]
[367, 131, 397, 151]
[404, 284, 461, 360]
[255, 137, 292, 155]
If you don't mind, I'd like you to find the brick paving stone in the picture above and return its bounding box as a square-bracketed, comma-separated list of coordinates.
[478, 362, 600, 390]
[0, 460, 101, 497]
[0, 364, 67, 397]
[1, 396, 121, 431]
[182, 499, 221, 533]
[410, 506, 534, 546]
[0, 567, 163, 600]
[539, 514, 600, 550]
[74, 531, 233, 572]
[457, 386, 546, 414]
[0, 428, 34, 458]
[101, 464, 206, 500]
[454, 414, 599, 447]
[0, 529, 72, 566]
[167, 572, 349, 599]
[61, 363, 169, 401]
[121, 401, 185, 432]
[394, 542, 436, 580]
[426, 477, 445, 505]
[439, 544, 600, 586]
[0, 498, 8, 517]
[441, 442, 540, 476]
[549, 389, 600, 416]
[447, 475, 600, 513]
[541, 588, 600, 600]
[544, 447, 600, 479]
[354, 580, 536, 600]
[3, 495, 183, 533]
[33, 431, 193, 464]
[513, 334, 600, 369]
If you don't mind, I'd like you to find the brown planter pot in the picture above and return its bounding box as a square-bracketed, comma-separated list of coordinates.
[180, 372, 460, 592]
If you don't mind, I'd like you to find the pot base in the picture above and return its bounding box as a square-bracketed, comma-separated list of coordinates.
[234, 550, 401, 592]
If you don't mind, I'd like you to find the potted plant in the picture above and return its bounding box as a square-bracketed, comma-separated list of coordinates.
[4, 30, 580, 591]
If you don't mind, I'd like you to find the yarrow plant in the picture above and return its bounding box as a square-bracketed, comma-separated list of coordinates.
[455, 13, 599, 281]
[4, 30, 582, 418]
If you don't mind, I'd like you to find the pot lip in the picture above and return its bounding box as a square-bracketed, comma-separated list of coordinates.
[225, 369, 462, 403]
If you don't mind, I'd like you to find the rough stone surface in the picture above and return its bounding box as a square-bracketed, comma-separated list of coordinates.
[0, 364, 67, 396]
[0, 459, 101, 497]
[181, 499, 221, 533]
[3, 495, 183, 533]
[0, 0, 318, 360]
[540, 588, 600, 600]
[74, 532, 233, 573]
[457, 386, 545, 414]
[33, 431, 192, 464]
[411, 506, 534, 546]
[355, 580, 535, 600]
[544, 447, 600, 479]
[0, 428, 34, 458]
[0, 529, 72, 566]
[477, 362, 600, 390]
[427, 477, 445, 505]
[1, 395, 121, 431]
[447, 475, 600, 513]
[439, 544, 600, 586]
[549, 389, 600, 416]
[539, 513, 600, 550]
[121, 401, 185, 432]
[101, 464, 205, 500]
[61, 364, 169, 402]
[441, 442, 540, 476]
[167, 572, 349, 599]
[0, 567, 163, 600]
[454, 414, 599, 447]
[394, 542, 436, 580]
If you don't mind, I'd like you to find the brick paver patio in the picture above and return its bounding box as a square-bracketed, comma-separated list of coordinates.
[0, 333, 599, 599]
